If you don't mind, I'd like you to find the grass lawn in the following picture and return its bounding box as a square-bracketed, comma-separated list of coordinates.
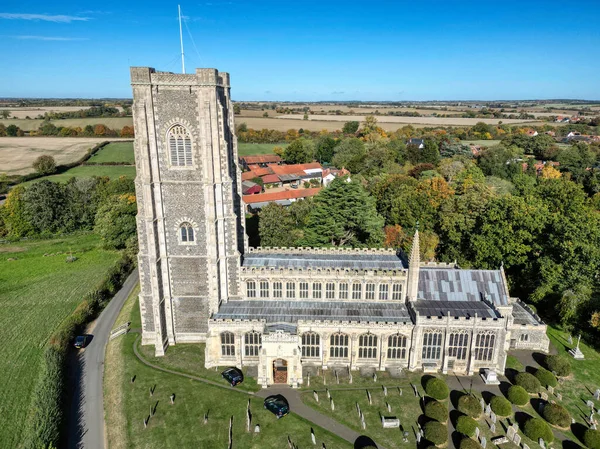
[26, 164, 136, 184]
[0, 233, 122, 448]
[105, 295, 352, 449]
[238, 142, 287, 157]
[88, 141, 135, 164]
[460, 140, 501, 147]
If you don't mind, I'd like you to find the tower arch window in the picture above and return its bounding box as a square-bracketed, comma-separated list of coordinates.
[221, 331, 235, 356]
[326, 282, 335, 299]
[312, 283, 322, 299]
[302, 332, 320, 358]
[448, 332, 469, 360]
[273, 282, 282, 298]
[358, 333, 378, 359]
[168, 124, 193, 166]
[422, 331, 442, 360]
[179, 222, 195, 244]
[339, 283, 348, 300]
[387, 334, 407, 359]
[474, 332, 496, 361]
[244, 331, 261, 357]
[299, 282, 309, 298]
[286, 282, 296, 299]
[329, 333, 349, 358]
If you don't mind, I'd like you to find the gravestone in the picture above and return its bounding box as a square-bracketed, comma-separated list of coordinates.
[307, 373, 310, 387]
[288, 436, 293, 448]
[547, 386, 554, 395]
[485, 404, 492, 417]
[349, 372, 353, 384]
[539, 438, 545, 449]
[326, 388, 330, 399]
[492, 436, 508, 445]
[587, 400, 595, 409]
[523, 444, 530, 449]
[490, 423, 496, 433]
[373, 372, 377, 382]
[314, 391, 319, 403]
[416, 432, 421, 443]
[513, 434, 521, 446]
[480, 398, 486, 411]
[540, 392, 548, 401]
[247, 409, 251, 432]
[387, 402, 392, 413]
[323, 374, 326, 385]
[568, 335, 573, 345]
[512, 423, 519, 431]
[143, 416, 149, 429]
[491, 412, 497, 424]
[398, 387, 403, 396]
[335, 371, 339, 385]
[556, 393, 562, 401]
[595, 389, 600, 401]
[475, 427, 480, 438]
[204, 413, 208, 424]
[361, 417, 366, 430]
[381, 416, 400, 428]
[356, 403, 361, 417]
[383, 385, 388, 397]
[330, 398, 335, 411]
[412, 383, 418, 397]
[571, 418, 576, 424]
[170, 394, 175, 404]
[311, 428, 316, 445]
[592, 423, 597, 430]
[507, 426, 516, 441]
[481, 437, 487, 449]
[255, 424, 260, 433]
[367, 389, 372, 405]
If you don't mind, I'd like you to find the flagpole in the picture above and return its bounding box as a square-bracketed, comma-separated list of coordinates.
[178, 5, 185, 74]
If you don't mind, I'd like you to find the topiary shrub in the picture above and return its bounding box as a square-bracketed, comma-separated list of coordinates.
[424, 400, 448, 423]
[490, 396, 512, 417]
[456, 415, 478, 437]
[460, 437, 483, 449]
[542, 402, 571, 428]
[515, 372, 541, 393]
[425, 377, 450, 401]
[584, 429, 600, 449]
[457, 394, 482, 418]
[424, 421, 448, 446]
[535, 367, 558, 388]
[523, 417, 554, 443]
[507, 385, 530, 406]
[545, 354, 571, 377]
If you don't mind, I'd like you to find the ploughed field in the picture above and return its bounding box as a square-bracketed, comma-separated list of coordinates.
[0, 234, 121, 448]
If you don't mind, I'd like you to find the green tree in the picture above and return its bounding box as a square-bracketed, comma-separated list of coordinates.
[331, 137, 366, 173]
[303, 178, 384, 247]
[477, 145, 522, 179]
[22, 180, 67, 234]
[421, 139, 441, 165]
[39, 121, 59, 136]
[233, 103, 241, 115]
[32, 155, 57, 175]
[342, 121, 359, 134]
[94, 193, 137, 249]
[556, 142, 597, 181]
[258, 203, 298, 247]
[283, 138, 315, 164]
[0, 110, 10, 119]
[6, 124, 19, 136]
[1, 185, 35, 237]
[315, 136, 337, 163]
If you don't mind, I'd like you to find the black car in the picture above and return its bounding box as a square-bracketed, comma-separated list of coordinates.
[221, 367, 244, 387]
[74, 335, 91, 349]
[264, 394, 289, 419]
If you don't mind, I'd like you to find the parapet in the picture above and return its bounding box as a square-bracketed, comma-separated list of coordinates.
[130, 66, 230, 87]
[248, 247, 398, 255]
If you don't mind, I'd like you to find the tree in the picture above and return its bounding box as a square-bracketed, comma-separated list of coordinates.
[6, 124, 19, 136]
[342, 121, 359, 134]
[315, 136, 337, 163]
[39, 121, 58, 136]
[303, 178, 384, 247]
[233, 103, 241, 115]
[32, 155, 57, 175]
[22, 180, 67, 234]
[283, 138, 315, 164]
[120, 126, 134, 137]
[94, 124, 108, 136]
[331, 137, 366, 173]
[556, 142, 597, 181]
[477, 145, 522, 179]
[258, 203, 298, 247]
[0, 110, 10, 119]
[262, 111, 269, 118]
[94, 193, 137, 249]
[421, 139, 441, 165]
[540, 165, 561, 179]
[1, 185, 34, 237]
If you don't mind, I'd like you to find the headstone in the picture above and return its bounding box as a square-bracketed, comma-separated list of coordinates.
[326, 388, 330, 399]
[539, 438, 545, 449]
[322, 444, 326, 449]
[556, 393, 562, 401]
[254, 424, 260, 433]
[485, 404, 492, 417]
[592, 423, 597, 430]
[204, 413, 208, 424]
[507, 426, 516, 441]
[491, 412, 497, 424]
[311, 428, 316, 445]
[416, 432, 421, 443]
[387, 402, 392, 413]
[480, 398, 486, 411]
[143, 416, 149, 428]
[288, 436, 293, 448]
[367, 389, 372, 405]
[412, 383, 418, 397]
[547, 385, 554, 395]
[512, 423, 519, 431]
[383, 385, 388, 397]
[361, 417, 366, 430]
[490, 423, 496, 433]
[398, 387, 403, 396]
[481, 437, 487, 449]
[568, 334, 573, 345]
[513, 434, 521, 446]
[523, 444, 530, 449]
[595, 389, 600, 401]
[475, 427, 480, 438]
[570, 335, 585, 359]
[170, 393, 175, 404]
[330, 398, 335, 411]
[314, 391, 319, 403]
[335, 370, 339, 385]
[149, 387, 153, 397]
[571, 418, 576, 424]
[349, 372, 353, 384]
[540, 392, 548, 401]
[356, 403, 361, 417]
[307, 373, 310, 387]
[587, 400, 595, 409]
[247, 409, 251, 432]
[373, 372, 377, 382]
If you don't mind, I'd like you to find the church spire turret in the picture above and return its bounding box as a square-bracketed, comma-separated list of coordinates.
[407, 224, 420, 302]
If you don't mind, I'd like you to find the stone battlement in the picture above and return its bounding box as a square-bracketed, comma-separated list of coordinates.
[248, 246, 398, 255]
[130, 67, 230, 87]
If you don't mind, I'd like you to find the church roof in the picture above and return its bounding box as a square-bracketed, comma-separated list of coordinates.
[212, 300, 411, 324]
[413, 299, 499, 319]
[242, 252, 406, 270]
[512, 302, 543, 326]
[418, 267, 509, 306]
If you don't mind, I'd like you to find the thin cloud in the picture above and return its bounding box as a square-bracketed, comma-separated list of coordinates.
[331, 91, 345, 95]
[10, 35, 88, 41]
[0, 13, 90, 23]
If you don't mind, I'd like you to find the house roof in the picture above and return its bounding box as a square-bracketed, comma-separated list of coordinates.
[242, 252, 406, 270]
[243, 187, 321, 204]
[240, 154, 281, 164]
[417, 267, 509, 306]
[408, 138, 424, 145]
[268, 162, 322, 176]
[261, 174, 280, 184]
[413, 299, 499, 319]
[241, 167, 274, 181]
[241, 180, 258, 189]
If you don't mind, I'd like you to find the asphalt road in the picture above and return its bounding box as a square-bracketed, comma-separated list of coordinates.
[65, 269, 139, 449]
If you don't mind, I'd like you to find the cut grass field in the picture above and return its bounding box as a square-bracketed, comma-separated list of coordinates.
[24, 164, 136, 184]
[87, 141, 135, 164]
[0, 233, 122, 448]
[104, 296, 352, 449]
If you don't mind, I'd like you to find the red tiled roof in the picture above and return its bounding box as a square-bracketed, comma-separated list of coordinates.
[241, 167, 274, 181]
[268, 162, 322, 176]
[243, 188, 321, 204]
[240, 155, 281, 164]
[261, 174, 281, 184]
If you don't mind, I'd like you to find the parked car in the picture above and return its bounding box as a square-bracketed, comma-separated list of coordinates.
[264, 394, 289, 419]
[221, 367, 244, 387]
[74, 335, 91, 349]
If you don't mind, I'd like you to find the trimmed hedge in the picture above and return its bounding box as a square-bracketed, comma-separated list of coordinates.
[424, 400, 448, 423]
[584, 429, 600, 449]
[456, 415, 478, 437]
[458, 394, 482, 418]
[535, 368, 558, 388]
[542, 403, 571, 428]
[424, 421, 448, 446]
[545, 354, 571, 377]
[460, 438, 483, 449]
[515, 372, 541, 393]
[425, 377, 449, 401]
[22, 253, 133, 449]
[523, 417, 554, 443]
[490, 396, 512, 417]
[507, 385, 530, 406]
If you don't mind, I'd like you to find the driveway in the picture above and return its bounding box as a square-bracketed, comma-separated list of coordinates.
[64, 269, 139, 449]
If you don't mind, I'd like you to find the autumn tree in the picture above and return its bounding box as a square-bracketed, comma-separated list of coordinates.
[120, 126, 134, 137]
[342, 121, 359, 134]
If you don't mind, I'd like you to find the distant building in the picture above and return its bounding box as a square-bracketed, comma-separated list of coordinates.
[239, 154, 281, 170]
[241, 180, 262, 195]
[407, 138, 425, 149]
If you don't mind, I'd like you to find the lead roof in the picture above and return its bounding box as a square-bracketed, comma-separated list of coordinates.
[413, 299, 499, 319]
[242, 253, 405, 270]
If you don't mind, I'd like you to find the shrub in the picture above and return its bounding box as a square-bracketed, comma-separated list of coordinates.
[32, 155, 57, 175]
[456, 415, 478, 437]
[535, 368, 558, 388]
[507, 385, 530, 406]
[545, 354, 571, 377]
[542, 403, 571, 428]
[515, 372, 541, 393]
[424, 421, 448, 446]
[584, 429, 600, 449]
[458, 394, 482, 418]
[425, 377, 449, 400]
[523, 417, 554, 443]
[490, 396, 512, 417]
[460, 438, 483, 449]
[424, 400, 448, 423]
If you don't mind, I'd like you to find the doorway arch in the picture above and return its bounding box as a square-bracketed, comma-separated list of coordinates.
[273, 359, 288, 383]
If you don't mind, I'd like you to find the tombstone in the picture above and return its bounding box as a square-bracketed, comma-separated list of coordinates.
[416, 432, 421, 443]
[481, 437, 487, 449]
[556, 393, 562, 401]
[322, 444, 326, 449]
[383, 385, 388, 397]
[387, 402, 392, 413]
[412, 383, 418, 397]
[475, 427, 480, 439]
[143, 416, 149, 429]
[247, 408, 251, 432]
[373, 372, 377, 382]
[335, 370, 339, 385]
[403, 431, 409, 443]
[512, 423, 519, 432]
[539, 438, 546, 449]
[204, 413, 208, 424]
[587, 400, 595, 409]
[507, 426, 516, 441]
[349, 372, 353, 384]
[254, 424, 260, 433]
[330, 397, 335, 411]
[326, 388, 330, 399]
[361, 417, 366, 430]
[490, 423, 496, 433]
[592, 423, 598, 430]
[571, 418, 576, 424]
[480, 397, 486, 411]
[307, 373, 310, 387]
[149, 386, 153, 397]
[356, 402, 361, 417]
[314, 391, 319, 403]
[170, 393, 175, 405]
[513, 434, 521, 446]
[367, 389, 372, 405]
[311, 428, 316, 445]
[540, 392, 549, 401]
[595, 389, 600, 401]
[485, 404, 492, 417]
[547, 385, 554, 395]
[398, 387, 403, 396]
[568, 334, 573, 345]
[523, 444, 530, 449]
[288, 436, 293, 449]
[491, 412, 497, 424]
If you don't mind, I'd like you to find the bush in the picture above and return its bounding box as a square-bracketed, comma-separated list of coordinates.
[515, 372, 541, 393]
[584, 429, 600, 449]
[424, 421, 448, 446]
[546, 354, 571, 377]
[490, 395, 512, 417]
[542, 403, 571, 428]
[535, 367, 558, 388]
[32, 155, 57, 175]
[458, 394, 482, 418]
[523, 417, 554, 443]
[425, 377, 449, 400]
[507, 385, 530, 406]
[456, 415, 478, 437]
[424, 400, 448, 423]
[460, 438, 483, 449]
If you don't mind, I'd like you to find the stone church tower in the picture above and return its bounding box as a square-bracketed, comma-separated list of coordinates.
[130, 67, 245, 355]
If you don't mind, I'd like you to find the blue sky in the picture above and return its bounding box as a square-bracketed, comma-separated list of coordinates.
[1, 1, 599, 100]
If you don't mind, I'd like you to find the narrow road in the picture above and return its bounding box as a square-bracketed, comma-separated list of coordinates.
[65, 269, 139, 449]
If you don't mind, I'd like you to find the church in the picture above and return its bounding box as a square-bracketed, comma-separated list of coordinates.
[130, 66, 549, 388]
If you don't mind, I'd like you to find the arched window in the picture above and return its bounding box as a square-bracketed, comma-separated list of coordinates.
[387, 334, 407, 359]
[246, 281, 256, 298]
[244, 331, 261, 357]
[474, 332, 496, 361]
[221, 331, 235, 356]
[358, 333, 378, 359]
[179, 222, 194, 243]
[259, 281, 269, 298]
[422, 331, 442, 360]
[312, 283, 322, 299]
[448, 332, 469, 360]
[302, 332, 320, 358]
[365, 283, 376, 300]
[339, 283, 348, 300]
[352, 283, 362, 300]
[379, 284, 389, 300]
[329, 332, 349, 358]
[168, 125, 192, 166]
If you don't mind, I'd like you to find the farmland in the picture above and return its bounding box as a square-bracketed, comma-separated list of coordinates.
[87, 141, 135, 164]
[238, 142, 287, 156]
[24, 164, 136, 184]
[278, 114, 543, 126]
[0, 233, 122, 448]
[0, 116, 133, 132]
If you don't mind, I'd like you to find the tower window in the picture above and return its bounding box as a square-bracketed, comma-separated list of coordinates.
[179, 222, 195, 243]
[168, 125, 193, 167]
